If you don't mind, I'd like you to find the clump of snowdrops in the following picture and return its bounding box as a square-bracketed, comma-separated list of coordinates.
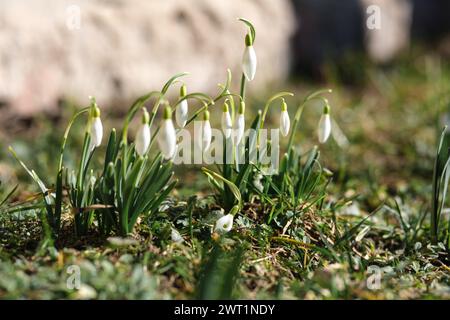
[8, 18, 335, 242]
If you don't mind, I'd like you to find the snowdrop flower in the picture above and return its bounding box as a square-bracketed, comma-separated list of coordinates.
[158, 106, 177, 159]
[171, 228, 184, 243]
[221, 101, 232, 139]
[253, 173, 264, 193]
[318, 104, 331, 144]
[175, 84, 188, 128]
[135, 107, 151, 156]
[234, 101, 245, 146]
[214, 214, 234, 234]
[242, 33, 257, 81]
[280, 99, 290, 137]
[197, 109, 212, 152]
[89, 100, 103, 150]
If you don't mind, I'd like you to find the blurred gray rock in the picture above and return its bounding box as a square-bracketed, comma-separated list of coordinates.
[0, 0, 295, 117]
[361, 0, 412, 64]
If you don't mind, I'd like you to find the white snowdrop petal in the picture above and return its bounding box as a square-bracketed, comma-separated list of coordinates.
[90, 117, 103, 149]
[280, 110, 290, 137]
[221, 111, 232, 139]
[135, 123, 151, 156]
[234, 114, 245, 145]
[318, 114, 331, 143]
[202, 120, 212, 151]
[171, 228, 184, 243]
[196, 122, 203, 151]
[242, 46, 257, 81]
[158, 119, 177, 159]
[175, 100, 188, 128]
[214, 214, 234, 233]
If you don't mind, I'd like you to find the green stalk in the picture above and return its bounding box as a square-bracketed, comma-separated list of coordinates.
[57, 107, 90, 172]
[184, 69, 232, 126]
[121, 91, 161, 145]
[286, 89, 332, 153]
[256, 92, 294, 146]
[240, 73, 246, 101]
[260, 92, 294, 130]
[54, 106, 90, 233]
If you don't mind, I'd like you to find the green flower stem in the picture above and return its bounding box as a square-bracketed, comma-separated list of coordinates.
[240, 73, 246, 101]
[148, 72, 190, 130]
[238, 18, 256, 43]
[256, 92, 294, 146]
[183, 69, 232, 127]
[201, 167, 242, 210]
[286, 89, 332, 153]
[57, 107, 90, 172]
[122, 91, 161, 145]
[122, 74, 189, 145]
[260, 92, 294, 131]
[184, 96, 220, 127]
[120, 91, 161, 179]
[218, 91, 241, 123]
[173, 93, 213, 112]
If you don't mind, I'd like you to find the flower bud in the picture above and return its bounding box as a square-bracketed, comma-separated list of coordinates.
[135, 108, 151, 156]
[318, 104, 331, 144]
[176, 84, 188, 128]
[197, 110, 212, 152]
[280, 99, 290, 137]
[158, 106, 177, 159]
[234, 102, 245, 145]
[221, 102, 232, 139]
[89, 99, 103, 150]
[214, 213, 234, 234]
[242, 34, 257, 81]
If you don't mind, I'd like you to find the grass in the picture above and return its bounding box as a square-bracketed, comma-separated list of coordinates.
[1, 43, 450, 299]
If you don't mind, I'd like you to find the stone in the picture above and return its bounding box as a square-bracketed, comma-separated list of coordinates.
[361, 0, 412, 64]
[0, 0, 295, 117]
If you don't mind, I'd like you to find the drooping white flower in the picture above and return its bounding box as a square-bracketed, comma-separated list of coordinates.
[234, 101, 245, 146]
[89, 101, 103, 150]
[197, 110, 212, 152]
[135, 108, 151, 156]
[221, 101, 232, 139]
[171, 228, 184, 243]
[158, 106, 177, 159]
[242, 34, 257, 81]
[175, 85, 188, 128]
[318, 104, 331, 144]
[280, 99, 290, 137]
[253, 173, 264, 193]
[90, 117, 103, 147]
[214, 214, 234, 234]
[202, 120, 212, 151]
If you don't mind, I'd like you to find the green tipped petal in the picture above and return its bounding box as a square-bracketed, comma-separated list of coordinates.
[180, 84, 187, 97]
[163, 106, 173, 119]
[238, 101, 245, 114]
[142, 107, 150, 124]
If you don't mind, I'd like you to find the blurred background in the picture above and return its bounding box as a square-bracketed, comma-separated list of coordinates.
[1, 0, 450, 199]
[1, 0, 449, 118]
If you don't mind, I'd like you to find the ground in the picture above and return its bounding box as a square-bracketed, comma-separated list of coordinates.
[0, 50, 449, 299]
